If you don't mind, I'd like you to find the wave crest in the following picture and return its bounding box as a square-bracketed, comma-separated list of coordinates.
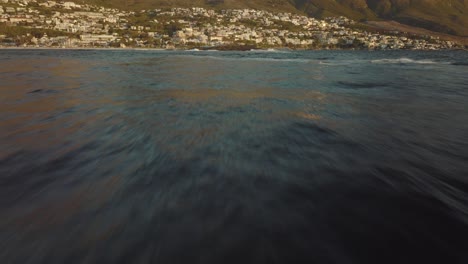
[371, 58, 439, 64]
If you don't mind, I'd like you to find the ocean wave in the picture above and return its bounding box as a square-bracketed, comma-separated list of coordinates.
[174, 54, 312, 63]
[248, 48, 291, 53]
[371, 58, 440, 64]
[337, 81, 390, 89]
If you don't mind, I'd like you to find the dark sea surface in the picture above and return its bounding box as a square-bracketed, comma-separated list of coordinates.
[1, 49, 468, 264]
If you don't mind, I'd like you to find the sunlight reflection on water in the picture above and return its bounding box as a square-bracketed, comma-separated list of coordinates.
[1, 50, 468, 264]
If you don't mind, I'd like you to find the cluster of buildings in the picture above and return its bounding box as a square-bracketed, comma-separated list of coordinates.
[0, 0, 461, 50]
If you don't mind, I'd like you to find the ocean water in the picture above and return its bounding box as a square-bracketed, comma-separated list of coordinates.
[1, 49, 468, 264]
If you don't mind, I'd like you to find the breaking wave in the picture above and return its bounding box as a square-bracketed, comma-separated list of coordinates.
[371, 58, 440, 64]
[248, 48, 292, 53]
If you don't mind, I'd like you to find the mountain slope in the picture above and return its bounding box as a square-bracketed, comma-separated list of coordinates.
[83, 0, 468, 36]
[294, 0, 468, 36]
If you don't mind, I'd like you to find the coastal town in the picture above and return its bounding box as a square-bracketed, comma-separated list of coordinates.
[0, 0, 463, 50]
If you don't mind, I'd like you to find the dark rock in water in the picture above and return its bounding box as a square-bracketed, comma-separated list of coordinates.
[337, 81, 389, 89]
[452, 62, 468, 66]
[27, 89, 58, 94]
[28, 89, 44, 93]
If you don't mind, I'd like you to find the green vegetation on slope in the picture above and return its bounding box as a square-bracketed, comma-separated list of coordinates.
[0, 23, 77, 38]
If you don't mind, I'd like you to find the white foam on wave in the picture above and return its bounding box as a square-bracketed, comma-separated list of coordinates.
[248, 48, 291, 53]
[371, 58, 440, 64]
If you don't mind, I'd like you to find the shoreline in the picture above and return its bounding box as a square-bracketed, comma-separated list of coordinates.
[0, 46, 466, 52]
[0, 46, 167, 51]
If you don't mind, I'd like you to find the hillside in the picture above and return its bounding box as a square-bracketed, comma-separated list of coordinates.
[82, 0, 299, 13]
[81, 0, 468, 36]
[295, 0, 468, 36]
